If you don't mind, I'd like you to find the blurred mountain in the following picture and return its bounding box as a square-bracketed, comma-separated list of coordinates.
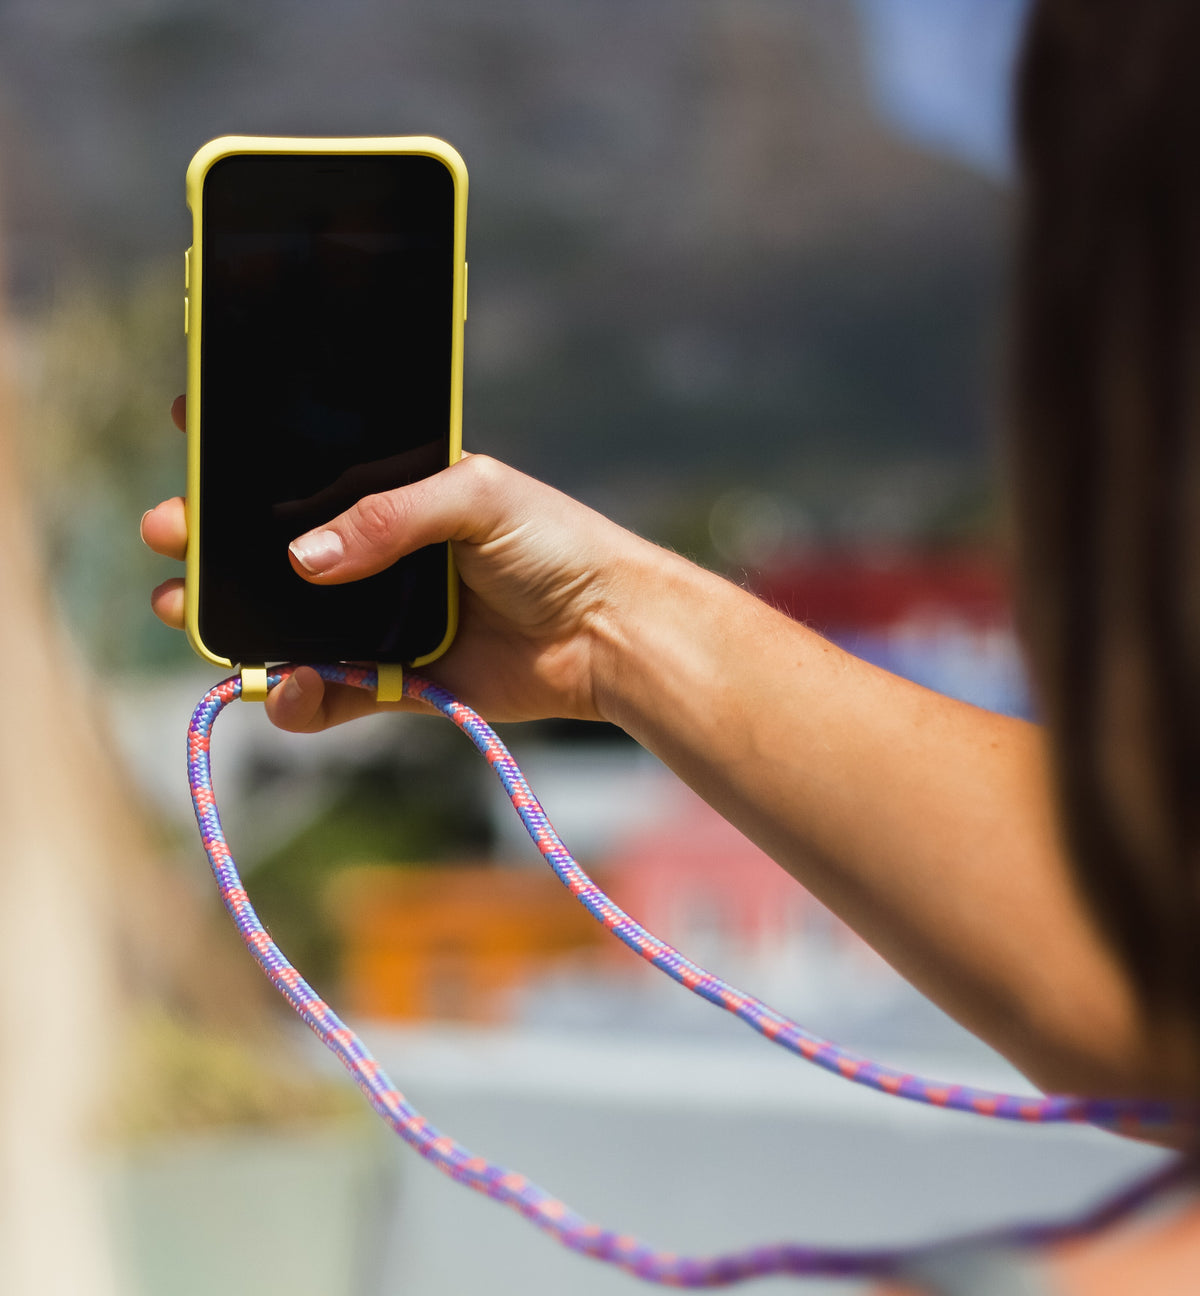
[0, 0, 1008, 537]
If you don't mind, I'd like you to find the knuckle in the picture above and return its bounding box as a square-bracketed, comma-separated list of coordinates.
[458, 453, 513, 513]
[462, 452, 502, 488]
[347, 491, 404, 551]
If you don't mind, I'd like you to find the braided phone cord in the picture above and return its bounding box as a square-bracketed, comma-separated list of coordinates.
[187, 664, 1193, 1286]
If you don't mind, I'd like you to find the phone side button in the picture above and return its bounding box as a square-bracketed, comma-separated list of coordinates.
[185, 246, 191, 289]
[463, 261, 468, 322]
[184, 295, 189, 334]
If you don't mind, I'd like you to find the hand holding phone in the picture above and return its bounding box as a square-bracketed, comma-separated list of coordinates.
[145, 429, 652, 731]
[148, 137, 662, 731]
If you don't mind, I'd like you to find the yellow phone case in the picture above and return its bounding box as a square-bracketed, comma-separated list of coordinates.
[183, 135, 467, 677]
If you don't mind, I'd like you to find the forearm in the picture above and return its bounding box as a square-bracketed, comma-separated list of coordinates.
[592, 544, 1168, 1097]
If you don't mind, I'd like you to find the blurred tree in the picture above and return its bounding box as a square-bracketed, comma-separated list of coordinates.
[0, 222, 273, 1295]
[0, 237, 123, 1296]
[16, 264, 192, 671]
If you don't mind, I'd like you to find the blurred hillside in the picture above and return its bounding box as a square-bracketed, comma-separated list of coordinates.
[0, 0, 1007, 555]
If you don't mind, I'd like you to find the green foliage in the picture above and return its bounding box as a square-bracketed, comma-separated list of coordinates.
[109, 1010, 363, 1140]
[15, 263, 191, 671]
[243, 742, 492, 993]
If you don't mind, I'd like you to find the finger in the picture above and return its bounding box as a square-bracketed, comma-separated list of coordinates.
[287, 454, 522, 584]
[141, 497, 187, 561]
[171, 394, 186, 432]
[265, 666, 443, 732]
[265, 667, 385, 733]
[150, 578, 185, 629]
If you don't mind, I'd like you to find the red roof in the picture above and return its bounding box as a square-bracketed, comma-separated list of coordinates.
[750, 550, 1012, 634]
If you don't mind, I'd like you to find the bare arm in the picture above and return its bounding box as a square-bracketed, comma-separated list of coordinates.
[591, 541, 1155, 1097]
[144, 431, 1182, 1098]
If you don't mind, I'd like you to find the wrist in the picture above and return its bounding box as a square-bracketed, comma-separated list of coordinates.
[587, 542, 755, 737]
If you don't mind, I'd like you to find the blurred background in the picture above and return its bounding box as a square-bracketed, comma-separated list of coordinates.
[0, 2, 1171, 1294]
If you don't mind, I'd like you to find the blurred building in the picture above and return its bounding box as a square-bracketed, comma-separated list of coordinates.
[331, 863, 611, 1022]
[755, 549, 1030, 716]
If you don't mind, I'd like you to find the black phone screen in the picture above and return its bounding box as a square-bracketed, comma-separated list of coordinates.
[198, 152, 456, 664]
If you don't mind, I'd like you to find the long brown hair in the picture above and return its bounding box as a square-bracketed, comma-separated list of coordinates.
[1012, 0, 1200, 1051]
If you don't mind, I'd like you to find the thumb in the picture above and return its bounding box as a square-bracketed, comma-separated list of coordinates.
[287, 454, 514, 584]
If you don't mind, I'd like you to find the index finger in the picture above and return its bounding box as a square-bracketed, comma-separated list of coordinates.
[264, 665, 437, 733]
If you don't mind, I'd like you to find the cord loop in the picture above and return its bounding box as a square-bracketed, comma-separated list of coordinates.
[186, 665, 1193, 1285]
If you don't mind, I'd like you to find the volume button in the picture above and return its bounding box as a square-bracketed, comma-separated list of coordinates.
[184, 246, 191, 289]
[184, 295, 189, 334]
[463, 261, 468, 322]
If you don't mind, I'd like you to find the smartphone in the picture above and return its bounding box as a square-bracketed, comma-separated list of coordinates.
[183, 136, 467, 670]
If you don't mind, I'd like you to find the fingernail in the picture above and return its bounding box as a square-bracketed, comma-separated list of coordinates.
[282, 671, 307, 702]
[289, 530, 343, 574]
[139, 509, 152, 544]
